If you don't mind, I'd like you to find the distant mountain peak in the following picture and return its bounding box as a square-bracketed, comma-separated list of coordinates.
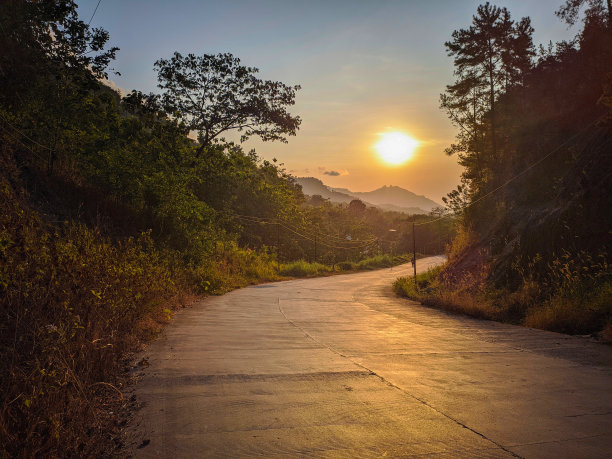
[294, 177, 441, 215]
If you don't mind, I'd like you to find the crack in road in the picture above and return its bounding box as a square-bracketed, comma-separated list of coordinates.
[128, 258, 612, 457]
[277, 297, 523, 458]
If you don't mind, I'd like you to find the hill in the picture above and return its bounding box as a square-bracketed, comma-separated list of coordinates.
[338, 184, 441, 212]
[295, 177, 439, 214]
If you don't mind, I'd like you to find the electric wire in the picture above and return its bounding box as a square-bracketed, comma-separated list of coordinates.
[88, 0, 103, 26]
[0, 111, 54, 151]
[227, 211, 379, 247]
[281, 219, 379, 245]
[0, 125, 47, 162]
[230, 214, 371, 250]
[413, 116, 604, 227]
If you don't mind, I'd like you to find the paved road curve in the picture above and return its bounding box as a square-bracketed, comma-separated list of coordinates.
[128, 256, 612, 457]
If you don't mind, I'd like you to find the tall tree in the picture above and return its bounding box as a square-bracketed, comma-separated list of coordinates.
[556, 0, 612, 26]
[441, 2, 533, 193]
[0, 0, 118, 173]
[154, 52, 301, 153]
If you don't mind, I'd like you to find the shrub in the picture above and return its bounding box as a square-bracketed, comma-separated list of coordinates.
[337, 261, 355, 271]
[279, 260, 330, 277]
[0, 181, 183, 455]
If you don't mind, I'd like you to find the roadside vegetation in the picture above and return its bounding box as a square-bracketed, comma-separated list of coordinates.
[0, 2, 450, 455]
[280, 254, 419, 277]
[396, 1, 611, 340]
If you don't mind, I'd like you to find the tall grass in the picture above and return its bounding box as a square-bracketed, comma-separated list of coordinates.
[0, 180, 185, 455]
[279, 260, 331, 277]
[394, 253, 612, 338]
[279, 254, 415, 278]
[0, 179, 283, 456]
[355, 254, 411, 270]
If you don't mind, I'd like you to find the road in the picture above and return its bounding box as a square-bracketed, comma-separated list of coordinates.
[127, 256, 612, 458]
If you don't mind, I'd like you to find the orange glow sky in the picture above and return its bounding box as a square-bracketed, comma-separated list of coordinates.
[82, 0, 577, 202]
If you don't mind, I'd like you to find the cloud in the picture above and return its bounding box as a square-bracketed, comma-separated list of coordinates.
[318, 166, 349, 177]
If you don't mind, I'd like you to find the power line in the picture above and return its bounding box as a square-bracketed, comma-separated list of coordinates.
[226, 211, 379, 247]
[0, 125, 46, 162]
[414, 116, 603, 227]
[88, 0, 103, 26]
[281, 219, 378, 245]
[0, 111, 53, 151]
[466, 117, 601, 210]
[277, 222, 376, 250]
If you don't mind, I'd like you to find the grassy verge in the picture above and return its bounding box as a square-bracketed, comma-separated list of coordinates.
[394, 263, 612, 341]
[0, 162, 428, 456]
[0, 180, 284, 456]
[279, 254, 418, 278]
[279, 260, 331, 277]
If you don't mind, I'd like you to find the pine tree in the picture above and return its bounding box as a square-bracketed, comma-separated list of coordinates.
[441, 2, 534, 197]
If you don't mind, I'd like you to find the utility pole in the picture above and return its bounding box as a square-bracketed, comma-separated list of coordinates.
[412, 222, 417, 290]
[276, 220, 280, 273]
[314, 232, 317, 263]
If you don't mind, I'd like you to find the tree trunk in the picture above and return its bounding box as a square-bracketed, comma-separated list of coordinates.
[488, 47, 498, 163]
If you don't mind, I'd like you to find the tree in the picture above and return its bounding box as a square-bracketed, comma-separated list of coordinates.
[556, 0, 611, 26]
[0, 0, 118, 173]
[441, 2, 533, 191]
[348, 199, 366, 213]
[154, 52, 301, 153]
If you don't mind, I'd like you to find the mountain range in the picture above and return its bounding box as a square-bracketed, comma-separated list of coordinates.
[294, 177, 441, 215]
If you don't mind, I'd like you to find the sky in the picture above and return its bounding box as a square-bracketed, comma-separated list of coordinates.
[80, 0, 578, 202]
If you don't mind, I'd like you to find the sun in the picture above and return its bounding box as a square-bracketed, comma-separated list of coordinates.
[375, 132, 418, 165]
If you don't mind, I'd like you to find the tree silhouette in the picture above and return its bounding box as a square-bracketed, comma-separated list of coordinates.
[441, 2, 533, 193]
[556, 0, 612, 26]
[348, 199, 366, 213]
[154, 52, 301, 154]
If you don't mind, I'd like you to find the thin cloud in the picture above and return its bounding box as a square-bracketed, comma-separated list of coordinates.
[320, 167, 349, 177]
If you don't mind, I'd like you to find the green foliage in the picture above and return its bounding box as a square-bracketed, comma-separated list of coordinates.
[188, 242, 279, 292]
[280, 260, 331, 277]
[154, 52, 301, 147]
[394, 266, 443, 300]
[0, 179, 181, 455]
[434, 3, 612, 337]
[337, 261, 356, 271]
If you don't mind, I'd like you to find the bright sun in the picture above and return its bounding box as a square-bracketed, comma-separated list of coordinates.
[375, 132, 418, 165]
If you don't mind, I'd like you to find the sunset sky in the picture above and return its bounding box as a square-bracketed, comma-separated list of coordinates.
[82, 0, 578, 202]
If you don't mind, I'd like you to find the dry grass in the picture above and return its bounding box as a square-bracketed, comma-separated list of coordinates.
[394, 248, 612, 338]
[0, 176, 284, 456]
[0, 179, 187, 455]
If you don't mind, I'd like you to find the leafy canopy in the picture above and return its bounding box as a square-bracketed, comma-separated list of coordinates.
[154, 52, 301, 149]
[440, 2, 534, 194]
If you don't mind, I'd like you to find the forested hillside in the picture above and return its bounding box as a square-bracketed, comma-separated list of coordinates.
[0, 2, 451, 455]
[295, 176, 439, 214]
[397, 1, 611, 337]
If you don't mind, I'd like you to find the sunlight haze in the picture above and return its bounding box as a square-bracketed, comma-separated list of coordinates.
[83, 0, 577, 201]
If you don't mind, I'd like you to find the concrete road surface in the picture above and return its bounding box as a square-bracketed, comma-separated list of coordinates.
[126, 256, 612, 458]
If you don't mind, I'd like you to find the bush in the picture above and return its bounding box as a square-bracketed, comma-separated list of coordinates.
[356, 254, 409, 270]
[279, 260, 331, 277]
[0, 181, 184, 456]
[187, 243, 279, 293]
[337, 261, 355, 271]
[394, 253, 612, 337]
[394, 266, 443, 299]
